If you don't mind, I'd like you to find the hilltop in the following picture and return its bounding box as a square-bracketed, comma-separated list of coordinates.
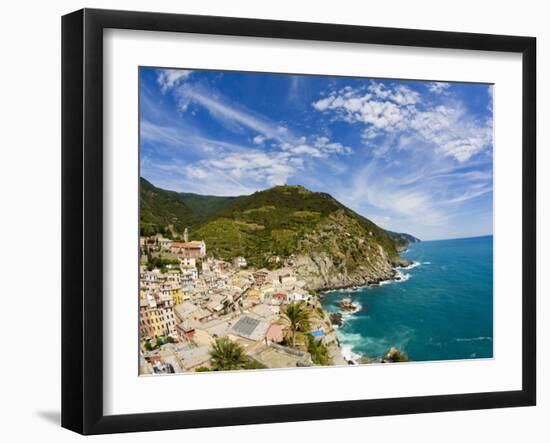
[140, 178, 419, 289]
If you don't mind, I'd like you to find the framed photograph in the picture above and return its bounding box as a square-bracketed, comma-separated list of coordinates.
[62, 8, 536, 435]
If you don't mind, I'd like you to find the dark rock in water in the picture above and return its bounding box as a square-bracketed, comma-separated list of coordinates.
[393, 258, 414, 268]
[329, 312, 343, 326]
[337, 297, 359, 311]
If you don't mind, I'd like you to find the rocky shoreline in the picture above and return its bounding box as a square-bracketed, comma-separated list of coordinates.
[310, 258, 415, 293]
[291, 231, 414, 291]
[317, 259, 415, 365]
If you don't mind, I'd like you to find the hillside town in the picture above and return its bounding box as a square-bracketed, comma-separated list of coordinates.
[139, 230, 348, 374]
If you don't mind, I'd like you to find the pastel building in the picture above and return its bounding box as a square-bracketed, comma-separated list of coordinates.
[139, 291, 178, 340]
[171, 240, 206, 259]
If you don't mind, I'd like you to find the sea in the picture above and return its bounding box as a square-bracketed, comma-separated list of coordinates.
[320, 235, 493, 363]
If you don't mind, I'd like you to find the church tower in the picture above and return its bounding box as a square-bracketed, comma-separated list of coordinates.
[183, 227, 189, 242]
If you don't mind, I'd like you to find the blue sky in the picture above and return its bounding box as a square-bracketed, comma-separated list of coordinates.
[140, 67, 493, 241]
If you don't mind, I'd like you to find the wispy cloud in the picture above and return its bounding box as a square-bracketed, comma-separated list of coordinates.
[156, 69, 193, 93]
[142, 79, 355, 191]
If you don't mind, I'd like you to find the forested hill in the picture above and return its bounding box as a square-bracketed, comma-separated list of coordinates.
[139, 178, 418, 278]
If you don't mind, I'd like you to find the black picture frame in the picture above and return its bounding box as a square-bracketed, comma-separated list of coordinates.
[62, 8, 536, 435]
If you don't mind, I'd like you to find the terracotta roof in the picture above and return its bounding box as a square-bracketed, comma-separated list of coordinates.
[172, 241, 203, 248]
[266, 324, 285, 343]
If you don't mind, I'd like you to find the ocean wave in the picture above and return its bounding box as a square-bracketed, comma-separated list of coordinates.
[340, 303, 362, 322]
[322, 286, 364, 294]
[399, 273, 411, 282]
[422, 261, 431, 265]
[340, 343, 362, 364]
[454, 336, 493, 342]
[341, 286, 361, 293]
[337, 331, 364, 345]
[337, 331, 364, 364]
[380, 270, 411, 285]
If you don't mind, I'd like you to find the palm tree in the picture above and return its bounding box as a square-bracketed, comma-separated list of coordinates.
[209, 338, 247, 371]
[307, 334, 330, 365]
[283, 301, 311, 348]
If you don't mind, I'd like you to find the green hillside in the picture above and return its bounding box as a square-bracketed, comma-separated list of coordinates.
[139, 178, 417, 275]
[178, 192, 240, 219]
[192, 185, 399, 268]
[140, 178, 199, 237]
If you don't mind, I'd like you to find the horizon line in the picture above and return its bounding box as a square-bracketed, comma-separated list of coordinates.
[421, 233, 493, 242]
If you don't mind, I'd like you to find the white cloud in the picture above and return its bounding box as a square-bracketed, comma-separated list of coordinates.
[389, 85, 421, 105]
[156, 69, 192, 93]
[312, 82, 492, 163]
[410, 106, 493, 162]
[253, 135, 266, 144]
[314, 137, 352, 154]
[343, 162, 448, 227]
[184, 166, 209, 179]
[428, 82, 451, 94]
[202, 151, 298, 186]
[312, 82, 416, 134]
[285, 144, 323, 158]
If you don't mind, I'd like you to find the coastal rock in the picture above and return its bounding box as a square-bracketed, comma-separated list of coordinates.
[393, 258, 414, 268]
[337, 297, 358, 311]
[288, 210, 398, 291]
[329, 312, 343, 326]
[382, 347, 409, 363]
[293, 251, 395, 290]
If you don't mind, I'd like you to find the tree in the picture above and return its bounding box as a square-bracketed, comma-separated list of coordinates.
[307, 334, 330, 366]
[282, 301, 311, 348]
[209, 338, 247, 371]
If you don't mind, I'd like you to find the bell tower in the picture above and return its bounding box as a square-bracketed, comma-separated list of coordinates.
[183, 227, 189, 242]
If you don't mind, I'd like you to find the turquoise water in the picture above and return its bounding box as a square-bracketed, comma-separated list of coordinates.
[321, 235, 493, 362]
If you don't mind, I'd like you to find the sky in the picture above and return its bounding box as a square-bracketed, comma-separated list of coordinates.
[139, 67, 493, 241]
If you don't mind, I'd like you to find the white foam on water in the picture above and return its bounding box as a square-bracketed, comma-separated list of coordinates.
[337, 331, 364, 364]
[340, 343, 362, 364]
[455, 336, 493, 342]
[334, 301, 363, 326]
[378, 269, 412, 286]
[422, 261, 431, 265]
[397, 261, 420, 270]
[394, 270, 411, 282]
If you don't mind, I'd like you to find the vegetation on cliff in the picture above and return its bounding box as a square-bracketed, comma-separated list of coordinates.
[140, 178, 199, 237]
